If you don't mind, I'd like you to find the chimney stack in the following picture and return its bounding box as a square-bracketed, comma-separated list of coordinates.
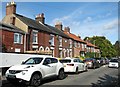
[6, 1, 16, 15]
[78, 34, 81, 38]
[64, 27, 70, 33]
[55, 21, 63, 30]
[35, 13, 45, 24]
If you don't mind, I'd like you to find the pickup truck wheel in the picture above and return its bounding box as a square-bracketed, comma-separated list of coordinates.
[58, 69, 65, 80]
[30, 73, 42, 86]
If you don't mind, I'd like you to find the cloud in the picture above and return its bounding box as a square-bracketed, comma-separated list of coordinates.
[97, 11, 112, 19]
[83, 16, 92, 23]
[103, 19, 118, 30]
[50, 4, 118, 44]
[51, 8, 83, 25]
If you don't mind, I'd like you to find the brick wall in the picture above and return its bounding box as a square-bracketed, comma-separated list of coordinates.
[1, 29, 24, 52]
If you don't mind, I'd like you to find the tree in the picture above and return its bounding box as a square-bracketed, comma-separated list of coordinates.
[114, 41, 120, 57]
[2, 43, 7, 52]
[84, 36, 117, 58]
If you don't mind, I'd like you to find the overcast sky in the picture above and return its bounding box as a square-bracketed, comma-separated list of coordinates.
[1, 1, 119, 44]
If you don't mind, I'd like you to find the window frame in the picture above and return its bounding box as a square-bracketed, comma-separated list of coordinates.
[32, 30, 38, 44]
[14, 33, 23, 44]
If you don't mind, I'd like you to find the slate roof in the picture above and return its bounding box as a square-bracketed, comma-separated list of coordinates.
[14, 14, 56, 34]
[0, 22, 25, 34]
[14, 13, 70, 38]
[45, 24, 70, 38]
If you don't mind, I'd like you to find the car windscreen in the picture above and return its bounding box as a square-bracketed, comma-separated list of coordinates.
[59, 59, 71, 63]
[110, 59, 118, 62]
[22, 57, 43, 65]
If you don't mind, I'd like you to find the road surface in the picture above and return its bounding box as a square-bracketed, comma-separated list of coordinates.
[1, 65, 119, 87]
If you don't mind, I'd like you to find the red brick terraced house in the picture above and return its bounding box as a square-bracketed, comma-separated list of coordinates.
[45, 22, 71, 58]
[1, 1, 71, 58]
[1, 1, 100, 58]
[0, 22, 25, 53]
[64, 27, 87, 57]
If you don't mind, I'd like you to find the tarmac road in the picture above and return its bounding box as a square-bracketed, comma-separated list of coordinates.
[1, 65, 119, 87]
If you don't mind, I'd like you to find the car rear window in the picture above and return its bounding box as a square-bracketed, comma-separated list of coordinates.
[59, 59, 71, 63]
[110, 59, 118, 62]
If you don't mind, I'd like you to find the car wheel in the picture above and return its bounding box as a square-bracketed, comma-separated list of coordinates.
[98, 64, 101, 68]
[30, 73, 42, 86]
[75, 67, 79, 74]
[85, 66, 88, 71]
[93, 65, 96, 69]
[58, 69, 65, 80]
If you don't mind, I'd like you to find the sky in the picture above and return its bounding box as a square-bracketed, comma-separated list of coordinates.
[1, 1, 119, 44]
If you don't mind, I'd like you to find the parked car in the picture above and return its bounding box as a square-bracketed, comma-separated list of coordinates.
[83, 58, 100, 69]
[108, 58, 118, 68]
[5, 56, 65, 86]
[104, 58, 109, 64]
[59, 58, 88, 73]
[101, 58, 106, 65]
[94, 58, 102, 66]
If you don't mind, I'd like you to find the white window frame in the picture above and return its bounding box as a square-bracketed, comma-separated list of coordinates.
[69, 39, 72, 48]
[50, 34, 54, 46]
[14, 33, 23, 44]
[78, 43, 80, 48]
[74, 41, 77, 47]
[32, 30, 38, 44]
[59, 36, 62, 47]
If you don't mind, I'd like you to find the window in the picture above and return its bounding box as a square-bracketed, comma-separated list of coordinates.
[51, 58, 58, 63]
[81, 43, 84, 50]
[84, 44, 86, 48]
[60, 59, 71, 63]
[22, 57, 43, 65]
[14, 33, 22, 44]
[59, 50, 62, 58]
[65, 39, 67, 43]
[78, 43, 80, 48]
[74, 41, 77, 47]
[73, 59, 77, 62]
[43, 58, 58, 65]
[69, 39, 72, 48]
[49, 34, 54, 46]
[59, 36, 62, 47]
[32, 31, 38, 44]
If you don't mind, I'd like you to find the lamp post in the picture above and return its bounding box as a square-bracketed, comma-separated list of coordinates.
[94, 40, 96, 58]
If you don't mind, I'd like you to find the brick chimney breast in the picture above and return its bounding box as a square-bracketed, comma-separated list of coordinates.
[55, 21, 63, 30]
[6, 1, 16, 15]
[35, 13, 45, 24]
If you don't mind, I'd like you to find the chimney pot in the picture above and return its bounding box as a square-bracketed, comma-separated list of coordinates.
[64, 26, 70, 33]
[35, 13, 45, 24]
[55, 21, 63, 30]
